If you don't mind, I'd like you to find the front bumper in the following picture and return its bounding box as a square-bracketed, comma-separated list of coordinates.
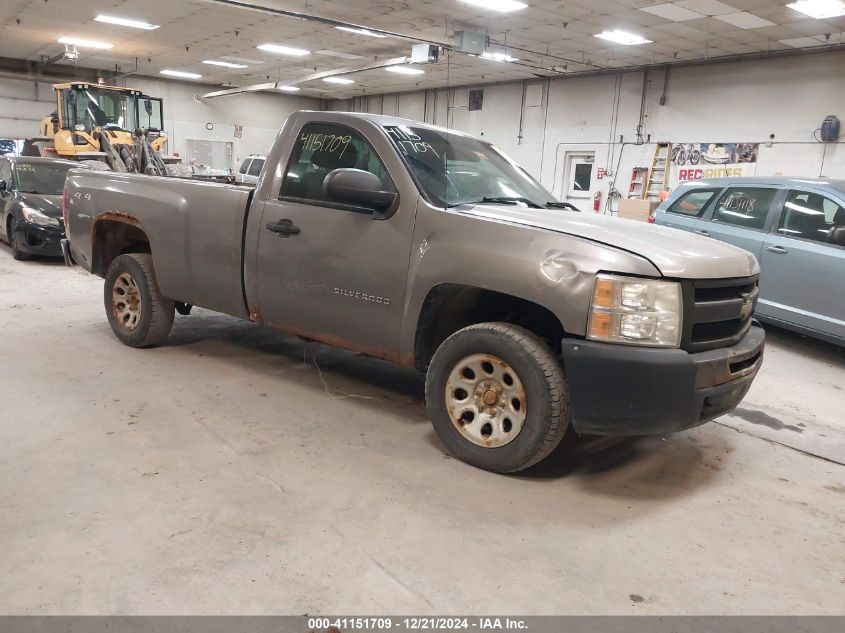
[14, 221, 64, 258]
[561, 324, 765, 436]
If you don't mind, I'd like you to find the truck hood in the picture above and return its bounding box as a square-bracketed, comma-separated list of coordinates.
[17, 192, 63, 218]
[461, 205, 759, 279]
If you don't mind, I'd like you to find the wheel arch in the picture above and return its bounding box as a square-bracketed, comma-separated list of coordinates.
[91, 214, 151, 277]
[412, 283, 569, 372]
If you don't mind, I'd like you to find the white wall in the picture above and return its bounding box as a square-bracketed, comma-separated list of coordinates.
[0, 75, 320, 170]
[0, 78, 57, 140]
[330, 50, 845, 212]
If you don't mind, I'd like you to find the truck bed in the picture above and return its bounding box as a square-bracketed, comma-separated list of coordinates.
[65, 170, 253, 320]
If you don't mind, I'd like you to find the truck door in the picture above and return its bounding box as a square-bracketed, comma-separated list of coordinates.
[254, 121, 413, 361]
[697, 185, 783, 263]
[759, 188, 845, 340]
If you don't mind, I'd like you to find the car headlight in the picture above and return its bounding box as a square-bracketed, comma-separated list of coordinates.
[587, 274, 682, 348]
[20, 206, 61, 228]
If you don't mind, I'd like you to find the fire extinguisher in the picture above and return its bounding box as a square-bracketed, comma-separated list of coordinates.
[593, 190, 602, 213]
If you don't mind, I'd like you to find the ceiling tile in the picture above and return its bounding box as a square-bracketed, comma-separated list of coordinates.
[715, 11, 777, 27]
[640, 3, 707, 21]
[675, 0, 742, 16]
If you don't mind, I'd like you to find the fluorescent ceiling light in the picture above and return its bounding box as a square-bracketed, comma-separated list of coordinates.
[94, 14, 159, 30]
[58, 36, 113, 49]
[203, 60, 248, 69]
[480, 51, 520, 62]
[386, 65, 425, 75]
[278, 86, 301, 92]
[257, 43, 310, 56]
[594, 30, 652, 45]
[336, 26, 387, 38]
[461, 0, 528, 12]
[323, 76, 355, 84]
[160, 69, 202, 79]
[787, 0, 845, 19]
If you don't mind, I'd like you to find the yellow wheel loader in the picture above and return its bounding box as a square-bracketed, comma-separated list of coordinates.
[23, 82, 176, 175]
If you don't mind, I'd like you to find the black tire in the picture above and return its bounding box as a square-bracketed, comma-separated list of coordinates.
[104, 253, 174, 348]
[425, 322, 570, 473]
[7, 216, 31, 261]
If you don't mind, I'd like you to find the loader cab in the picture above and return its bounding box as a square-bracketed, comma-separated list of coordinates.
[56, 83, 139, 134]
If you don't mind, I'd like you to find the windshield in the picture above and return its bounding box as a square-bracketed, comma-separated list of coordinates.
[15, 162, 75, 195]
[384, 125, 557, 208]
[67, 87, 138, 132]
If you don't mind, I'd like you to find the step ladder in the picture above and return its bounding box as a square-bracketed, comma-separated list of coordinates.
[645, 143, 671, 200]
[628, 167, 649, 199]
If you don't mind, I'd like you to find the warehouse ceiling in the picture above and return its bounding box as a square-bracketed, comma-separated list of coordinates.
[0, 0, 843, 97]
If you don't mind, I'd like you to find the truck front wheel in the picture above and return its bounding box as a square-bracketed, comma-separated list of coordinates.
[104, 253, 174, 348]
[425, 322, 571, 473]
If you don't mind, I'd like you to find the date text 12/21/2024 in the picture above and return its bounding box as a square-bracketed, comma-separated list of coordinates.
[308, 617, 528, 631]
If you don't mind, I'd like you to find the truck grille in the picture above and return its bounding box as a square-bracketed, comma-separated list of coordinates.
[680, 275, 759, 353]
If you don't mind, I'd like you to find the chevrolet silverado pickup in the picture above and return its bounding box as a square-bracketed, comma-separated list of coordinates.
[63, 111, 765, 473]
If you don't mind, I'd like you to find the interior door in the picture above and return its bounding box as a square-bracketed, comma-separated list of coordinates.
[698, 185, 784, 263]
[758, 188, 845, 340]
[254, 121, 413, 359]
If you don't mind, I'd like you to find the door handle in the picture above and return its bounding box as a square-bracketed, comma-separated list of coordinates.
[766, 245, 788, 254]
[695, 229, 710, 237]
[265, 218, 300, 237]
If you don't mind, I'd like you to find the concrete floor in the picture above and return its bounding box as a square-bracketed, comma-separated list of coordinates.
[1, 246, 843, 615]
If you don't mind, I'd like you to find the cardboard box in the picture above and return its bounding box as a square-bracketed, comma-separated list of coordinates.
[617, 198, 658, 222]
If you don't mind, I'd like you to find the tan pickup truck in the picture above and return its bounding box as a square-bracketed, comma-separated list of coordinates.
[63, 111, 765, 473]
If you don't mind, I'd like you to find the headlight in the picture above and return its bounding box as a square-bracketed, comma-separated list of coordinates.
[20, 206, 61, 228]
[588, 274, 682, 348]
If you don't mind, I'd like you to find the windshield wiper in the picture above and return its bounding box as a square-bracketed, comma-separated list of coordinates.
[458, 196, 544, 209]
[545, 201, 580, 211]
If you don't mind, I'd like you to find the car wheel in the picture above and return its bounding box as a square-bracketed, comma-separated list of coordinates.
[425, 322, 571, 473]
[104, 253, 174, 348]
[7, 216, 30, 261]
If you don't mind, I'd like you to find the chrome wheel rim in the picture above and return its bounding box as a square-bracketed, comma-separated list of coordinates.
[112, 273, 142, 331]
[445, 353, 527, 448]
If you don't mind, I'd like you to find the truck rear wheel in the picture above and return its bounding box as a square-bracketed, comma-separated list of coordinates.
[425, 322, 571, 473]
[104, 254, 174, 348]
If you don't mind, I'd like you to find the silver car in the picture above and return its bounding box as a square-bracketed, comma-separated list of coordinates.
[655, 177, 845, 345]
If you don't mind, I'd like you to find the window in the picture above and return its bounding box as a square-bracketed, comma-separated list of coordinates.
[14, 162, 76, 196]
[247, 158, 264, 177]
[468, 89, 484, 112]
[138, 97, 164, 132]
[567, 156, 593, 199]
[778, 190, 845, 245]
[712, 187, 776, 230]
[67, 87, 137, 132]
[281, 123, 393, 204]
[238, 159, 251, 175]
[667, 189, 719, 217]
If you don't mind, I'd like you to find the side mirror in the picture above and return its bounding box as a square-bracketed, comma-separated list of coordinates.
[828, 226, 845, 247]
[144, 99, 153, 116]
[0, 180, 7, 193]
[323, 168, 398, 218]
